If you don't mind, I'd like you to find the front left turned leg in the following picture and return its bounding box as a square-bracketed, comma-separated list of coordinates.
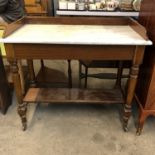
[123, 104, 132, 132]
[9, 60, 27, 130]
[18, 102, 27, 131]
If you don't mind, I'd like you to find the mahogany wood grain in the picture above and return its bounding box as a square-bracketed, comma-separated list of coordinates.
[12, 44, 135, 60]
[24, 16, 129, 25]
[3, 18, 25, 38]
[129, 18, 148, 40]
[136, 0, 155, 135]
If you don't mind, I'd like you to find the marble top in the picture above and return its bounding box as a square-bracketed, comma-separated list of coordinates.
[0, 24, 152, 45]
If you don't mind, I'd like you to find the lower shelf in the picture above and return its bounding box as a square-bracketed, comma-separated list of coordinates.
[24, 88, 124, 104]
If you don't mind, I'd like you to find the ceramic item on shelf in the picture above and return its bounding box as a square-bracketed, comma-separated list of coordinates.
[59, 0, 68, 10]
[95, 2, 101, 10]
[68, 1, 76, 10]
[78, 3, 85, 10]
[88, 0, 94, 3]
[132, 0, 142, 11]
[89, 3, 96, 10]
[106, 0, 119, 11]
[119, 0, 133, 11]
[100, 0, 106, 10]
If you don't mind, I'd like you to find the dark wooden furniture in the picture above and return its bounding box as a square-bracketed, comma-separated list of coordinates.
[135, 0, 155, 135]
[79, 60, 131, 88]
[0, 53, 11, 114]
[1, 16, 151, 131]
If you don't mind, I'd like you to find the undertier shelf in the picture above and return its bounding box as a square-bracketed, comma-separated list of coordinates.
[24, 88, 124, 104]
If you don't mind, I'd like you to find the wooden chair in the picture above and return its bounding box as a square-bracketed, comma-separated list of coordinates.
[79, 60, 131, 88]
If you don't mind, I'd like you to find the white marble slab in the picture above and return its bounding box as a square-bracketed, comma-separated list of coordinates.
[0, 24, 152, 45]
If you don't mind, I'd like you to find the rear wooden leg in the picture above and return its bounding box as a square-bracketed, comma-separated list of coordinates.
[27, 60, 36, 87]
[17, 102, 27, 131]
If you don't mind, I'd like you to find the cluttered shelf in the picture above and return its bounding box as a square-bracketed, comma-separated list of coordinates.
[56, 10, 139, 17]
[56, 0, 141, 17]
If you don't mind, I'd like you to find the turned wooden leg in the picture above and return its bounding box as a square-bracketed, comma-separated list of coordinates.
[27, 60, 36, 87]
[123, 46, 145, 131]
[9, 60, 27, 130]
[123, 104, 132, 132]
[17, 102, 27, 131]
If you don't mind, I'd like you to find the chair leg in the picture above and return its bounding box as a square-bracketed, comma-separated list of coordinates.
[84, 67, 88, 89]
[67, 60, 72, 88]
[79, 61, 82, 88]
[115, 61, 123, 88]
